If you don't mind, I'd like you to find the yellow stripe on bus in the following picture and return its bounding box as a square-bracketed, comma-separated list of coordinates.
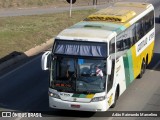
[124, 22, 131, 28]
[86, 94, 95, 98]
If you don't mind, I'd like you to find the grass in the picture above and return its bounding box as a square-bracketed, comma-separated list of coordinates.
[0, 0, 68, 8]
[0, 9, 96, 58]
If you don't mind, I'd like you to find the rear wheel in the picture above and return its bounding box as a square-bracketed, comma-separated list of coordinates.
[143, 60, 146, 74]
[146, 55, 148, 68]
[137, 59, 146, 79]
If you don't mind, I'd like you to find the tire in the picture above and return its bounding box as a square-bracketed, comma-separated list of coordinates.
[145, 57, 148, 69]
[110, 90, 118, 108]
[137, 60, 146, 79]
[143, 60, 146, 74]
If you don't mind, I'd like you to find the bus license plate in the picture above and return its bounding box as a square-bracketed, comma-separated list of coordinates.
[71, 104, 80, 108]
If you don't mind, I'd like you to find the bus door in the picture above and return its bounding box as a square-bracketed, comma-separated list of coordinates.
[106, 37, 116, 107]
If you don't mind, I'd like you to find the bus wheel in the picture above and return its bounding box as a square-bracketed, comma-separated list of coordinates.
[110, 90, 118, 108]
[137, 60, 146, 79]
[143, 60, 146, 74]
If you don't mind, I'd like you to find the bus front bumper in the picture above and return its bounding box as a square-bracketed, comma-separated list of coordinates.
[49, 96, 109, 112]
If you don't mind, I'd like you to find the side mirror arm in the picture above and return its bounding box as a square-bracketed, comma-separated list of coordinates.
[107, 56, 112, 75]
[41, 51, 51, 70]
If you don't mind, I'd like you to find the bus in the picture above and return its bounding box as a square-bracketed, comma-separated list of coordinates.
[41, 2, 155, 112]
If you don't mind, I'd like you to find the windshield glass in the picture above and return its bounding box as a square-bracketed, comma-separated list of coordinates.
[50, 56, 107, 93]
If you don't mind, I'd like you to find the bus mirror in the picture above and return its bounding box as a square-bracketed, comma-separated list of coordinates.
[107, 56, 112, 75]
[41, 51, 51, 70]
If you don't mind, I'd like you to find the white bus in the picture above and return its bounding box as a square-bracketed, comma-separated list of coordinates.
[41, 2, 155, 111]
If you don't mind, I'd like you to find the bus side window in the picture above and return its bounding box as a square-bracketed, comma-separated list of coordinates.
[135, 22, 141, 41]
[132, 24, 136, 44]
[149, 11, 154, 30]
[140, 19, 145, 37]
[117, 32, 130, 51]
[109, 38, 115, 54]
[145, 14, 150, 33]
[127, 10, 154, 46]
[123, 39, 130, 50]
[116, 34, 124, 52]
[123, 30, 131, 50]
[116, 41, 123, 51]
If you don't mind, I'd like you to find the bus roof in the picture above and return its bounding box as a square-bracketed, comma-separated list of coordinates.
[57, 2, 154, 42]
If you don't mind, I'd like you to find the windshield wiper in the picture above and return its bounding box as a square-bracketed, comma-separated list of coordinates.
[76, 91, 95, 94]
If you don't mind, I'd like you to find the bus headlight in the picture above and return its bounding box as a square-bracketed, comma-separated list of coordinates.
[49, 91, 61, 99]
[91, 96, 105, 102]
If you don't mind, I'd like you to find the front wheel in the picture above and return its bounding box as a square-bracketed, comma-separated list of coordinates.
[110, 91, 118, 108]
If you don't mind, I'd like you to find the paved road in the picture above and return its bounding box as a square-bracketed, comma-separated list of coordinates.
[0, 0, 160, 120]
[0, 0, 157, 17]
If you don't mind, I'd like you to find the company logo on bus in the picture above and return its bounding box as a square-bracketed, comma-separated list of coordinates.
[60, 93, 71, 97]
[135, 31, 154, 56]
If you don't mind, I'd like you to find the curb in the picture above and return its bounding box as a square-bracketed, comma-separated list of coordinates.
[0, 38, 54, 71]
[24, 38, 54, 57]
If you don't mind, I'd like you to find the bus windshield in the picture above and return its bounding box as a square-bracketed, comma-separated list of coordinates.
[50, 56, 106, 93]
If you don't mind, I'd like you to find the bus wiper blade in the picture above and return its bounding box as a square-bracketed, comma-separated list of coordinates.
[76, 91, 93, 94]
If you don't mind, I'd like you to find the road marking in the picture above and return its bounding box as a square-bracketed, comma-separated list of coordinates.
[18, 7, 38, 10]
[0, 55, 41, 79]
[150, 61, 160, 72]
[15, 117, 22, 120]
[107, 117, 114, 120]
